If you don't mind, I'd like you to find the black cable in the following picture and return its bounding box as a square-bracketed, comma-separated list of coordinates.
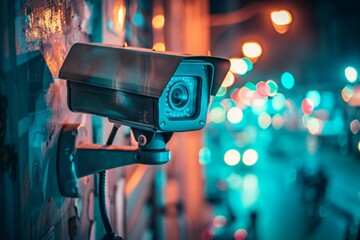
[99, 124, 122, 240]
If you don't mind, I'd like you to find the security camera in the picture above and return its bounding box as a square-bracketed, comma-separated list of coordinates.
[59, 43, 230, 133]
[56, 43, 229, 198]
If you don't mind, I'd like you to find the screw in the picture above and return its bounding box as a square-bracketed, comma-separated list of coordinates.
[138, 135, 147, 146]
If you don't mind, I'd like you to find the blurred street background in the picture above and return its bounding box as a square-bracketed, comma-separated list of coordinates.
[197, 0, 360, 239]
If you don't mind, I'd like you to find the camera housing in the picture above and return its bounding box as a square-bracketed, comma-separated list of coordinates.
[59, 43, 230, 132]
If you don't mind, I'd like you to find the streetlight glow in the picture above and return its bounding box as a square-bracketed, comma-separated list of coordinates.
[229, 58, 249, 75]
[270, 10, 292, 34]
[242, 42, 262, 60]
[271, 10, 292, 25]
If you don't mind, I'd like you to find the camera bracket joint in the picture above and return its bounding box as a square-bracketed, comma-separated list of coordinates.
[57, 124, 171, 197]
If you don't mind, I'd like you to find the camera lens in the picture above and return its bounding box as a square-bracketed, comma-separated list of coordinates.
[169, 82, 189, 110]
[164, 76, 198, 119]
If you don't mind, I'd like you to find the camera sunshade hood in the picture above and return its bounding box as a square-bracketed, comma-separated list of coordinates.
[59, 43, 230, 97]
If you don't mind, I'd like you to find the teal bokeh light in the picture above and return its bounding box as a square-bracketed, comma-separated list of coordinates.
[266, 80, 278, 97]
[199, 148, 212, 165]
[216, 87, 227, 97]
[132, 12, 145, 27]
[272, 94, 286, 111]
[306, 90, 321, 108]
[244, 82, 256, 91]
[281, 72, 295, 89]
[243, 57, 253, 72]
[210, 105, 226, 123]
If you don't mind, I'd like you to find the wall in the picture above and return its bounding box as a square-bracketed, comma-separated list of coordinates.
[0, 0, 211, 239]
[0, 0, 145, 239]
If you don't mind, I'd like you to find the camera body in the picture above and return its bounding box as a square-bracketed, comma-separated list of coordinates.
[59, 43, 230, 132]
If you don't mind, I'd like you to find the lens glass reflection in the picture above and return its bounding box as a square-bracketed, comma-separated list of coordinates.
[165, 76, 198, 119]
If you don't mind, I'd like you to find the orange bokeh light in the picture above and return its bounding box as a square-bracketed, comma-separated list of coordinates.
[153, 42, 166, 51]
[152, 14, 165, 29]
[221, 71, 235, 87]
[270, 10, 292, 34]
[113, 3, 126, 32]
[242, 42, 262, 61]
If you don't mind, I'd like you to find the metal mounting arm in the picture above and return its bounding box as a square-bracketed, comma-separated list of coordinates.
[57, 124, 171, 197]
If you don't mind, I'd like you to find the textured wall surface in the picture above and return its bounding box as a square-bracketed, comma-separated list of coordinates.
[1, 0, 95, 238]
[1, 0, 209, 239]
[1, 0, 162, 239]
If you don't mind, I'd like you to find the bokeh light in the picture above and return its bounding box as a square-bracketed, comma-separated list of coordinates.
[271, 10, 292, 25]
[238, 86, 255, 106]
[132, 12, 145, 27]
[243, 57, 253, 71]
[272, 113, 284, 130]
[230, 86, 240, 96]
[242, 173, 259, 207]
[350, 119, 360, 134]
[244, 82, 256, 91]
[234, 229, 248, 240]
[216, 87, 227, 97]
[212, 215, 227, 228]
[285, 99, 295, 113]
[281, 72, 295, 89]
[242, 42, 262, 59]
[210, 106, 226, 123]
[270, 10, 292, 34]
[152, 42, 165, 51]
[265, 79, 278, 97]
[226, 173, 243, 189]
[342, 85, 355, 102]
[308, 117, 323, 135]
[199, 148, 212, 165]
[221, 71, 235, 87]
[306, 90, 321, 107]
[224, 149, 241, 166]
[221, 98, 236, 109]
[152, 14, 165, 29]
[272, 93, 286, 111]
[256, 81, 269, 97]
[116, 4, 126, 30]
[227, 107, 243, 124]
[231, 87, 241, 102]
[258, 112, 272, 129]
[243, 149, 258, 166]
[345, 66, 358, 82]
[302, 98, 314, 115]
[252, 100, 268, 115]
[229, 58, 248, 75]
[254, 97, 268, 108]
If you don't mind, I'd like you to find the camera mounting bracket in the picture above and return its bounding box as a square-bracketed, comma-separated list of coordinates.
[57, 124, 171, 198]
